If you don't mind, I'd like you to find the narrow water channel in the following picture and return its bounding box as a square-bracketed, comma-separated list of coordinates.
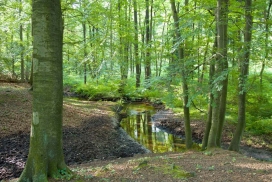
[120, 103, 186, 153]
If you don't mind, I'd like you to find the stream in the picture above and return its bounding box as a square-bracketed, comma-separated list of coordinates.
[120, 103, 187, 153]
[120, 103, 272, 161]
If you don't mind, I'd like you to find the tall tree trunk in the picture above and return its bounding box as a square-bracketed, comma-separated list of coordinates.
[216, 0, 229, 147]
[207, 0, 229, 148]
[11, 34, 16, 79]
[145, 0, 151, 81]
[202, 37, 217, 150]
[123, 1, 129, 80]
[110, 0, 114, 72]
[25, 25, 31, 82]
[117, 0, 127, 94]
[82, 0, 87, 84]
[207, 39, 221, 149]
[19, 0, 72, 181]
[260, 0, 272, 87]
[229, 0, 253, 152]
[19, 0, 24, 82]
[83, 22, 87, 84]
[170, 0, 193, 149]
[134, 0, 141, 88]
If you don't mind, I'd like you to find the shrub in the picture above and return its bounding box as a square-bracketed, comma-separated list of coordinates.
[246, 119, 272, 135]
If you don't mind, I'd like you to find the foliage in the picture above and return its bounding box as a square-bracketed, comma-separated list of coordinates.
[57, 168, 74, 180]
[1, 0, 272, 150]
[75, 81, 121, 100]
[246, 74, 272, 118]
[246, 119, 272, 135]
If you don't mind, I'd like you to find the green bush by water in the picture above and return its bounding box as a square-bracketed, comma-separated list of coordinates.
[246, 119, 272, 135]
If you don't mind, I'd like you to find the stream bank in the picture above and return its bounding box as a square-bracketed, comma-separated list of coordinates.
[1, 83, 271, 181]
[118, 103, 272, 161]
[0, 83, 150, 180]
[152, 109, 272, 161]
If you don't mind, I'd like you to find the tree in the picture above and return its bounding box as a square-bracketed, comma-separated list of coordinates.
[133, 0, 141, 88]
[259, 0, 272, 86]
[19, 0, 72, 181]
[216, 0, 229, 147]
[19, 0, 24, 82]
[202, 37, 217, 150]
[170, 0, 193, 149]
[207, 0, 229, 149]
[145, 0, 152, 81]
[229, 0, 253, 151]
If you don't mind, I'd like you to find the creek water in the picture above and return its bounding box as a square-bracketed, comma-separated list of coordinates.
[120, 103, 186, 153]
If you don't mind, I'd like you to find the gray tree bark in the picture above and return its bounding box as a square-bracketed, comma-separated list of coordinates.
[170, 0, 193, 149]
[207, 0, 229, 149]
[19, 0, 72, 181]
[216, 0, 229, 147]
[229, 0, 253, 152]
[134, 0, 141, 88]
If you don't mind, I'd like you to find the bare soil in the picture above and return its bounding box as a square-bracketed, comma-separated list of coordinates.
[1, 82, 272, 182]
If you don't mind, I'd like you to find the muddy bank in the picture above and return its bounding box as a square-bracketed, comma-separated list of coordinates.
[1, 106, 272, 181]
[0, 113, 149, 181]
[152, 109, 272, 161]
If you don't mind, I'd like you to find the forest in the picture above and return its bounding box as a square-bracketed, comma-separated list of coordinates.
[0, 0, 272, 181]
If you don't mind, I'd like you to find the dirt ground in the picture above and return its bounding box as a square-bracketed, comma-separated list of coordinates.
[1, 82, 272, 182]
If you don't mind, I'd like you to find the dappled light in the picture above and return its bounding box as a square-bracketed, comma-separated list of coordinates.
[233, 162, 272, 171]
[1, 0, 272, 180]
[120, 103, 187, 153]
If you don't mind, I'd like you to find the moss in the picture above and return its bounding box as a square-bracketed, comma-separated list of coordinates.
[157, 163, 194, 180]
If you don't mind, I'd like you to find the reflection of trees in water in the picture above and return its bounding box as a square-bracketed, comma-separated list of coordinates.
[120, 104, 186, 153]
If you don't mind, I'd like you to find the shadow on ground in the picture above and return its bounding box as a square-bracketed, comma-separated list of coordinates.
[0, 115, 149, 180]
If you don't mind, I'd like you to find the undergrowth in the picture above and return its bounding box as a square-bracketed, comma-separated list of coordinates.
[64, 71, 272, 136]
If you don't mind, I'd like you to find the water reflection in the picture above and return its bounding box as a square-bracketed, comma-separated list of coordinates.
[120, 103, 186, 153]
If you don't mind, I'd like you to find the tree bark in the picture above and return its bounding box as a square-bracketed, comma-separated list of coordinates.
[170, 0, 193, 149]
[19, 0, 72, 181]
[216, 0, 229, 147]
[229, 0, 253, 151]
[83, 22, 87, 84]
[260, 0, 272, 87]
[133, 0, 141, 88]
[19, 0, 24, 82]
[207, 0, 229, 149]
[202, 37, 217, 150]
[145, 0, 151, 81]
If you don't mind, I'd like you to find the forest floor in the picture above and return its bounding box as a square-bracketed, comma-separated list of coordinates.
[0, 82, 272, 182]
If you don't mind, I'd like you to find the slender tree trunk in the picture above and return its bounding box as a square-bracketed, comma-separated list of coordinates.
[19, 0, 24, 82]
[25, 25, 31, 82]
[260, 0, 271, 87]
[110, 0, 114, 72]
[202, 37, 217, 150]
[145, 0, 151, 81]
[81, 0, 87, 84]
[229, 0, 253, 151]
[11, 35, 16, 79]
[207, 0, 228, 149]
[19, 0, 72, 181]
[123, 1, 129, 80]
[134, 0, 141, 88]
[117, 0, 127, 94]
[83, 22, 87, 84]
[30, 59, 33, 88]
[170, 0, 193, 149]
[216, 0, 229, 147]
[199, 35, 211, 84]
